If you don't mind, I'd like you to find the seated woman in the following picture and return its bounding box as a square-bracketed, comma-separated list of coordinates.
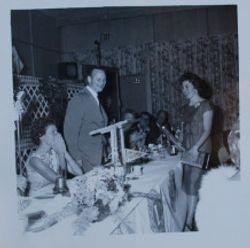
[26, 117, 83, 195]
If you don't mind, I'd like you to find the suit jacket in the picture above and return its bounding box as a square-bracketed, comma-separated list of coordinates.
[64, 87, 108, 172]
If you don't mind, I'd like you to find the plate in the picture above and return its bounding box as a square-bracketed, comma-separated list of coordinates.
[33, 194, 55, 200]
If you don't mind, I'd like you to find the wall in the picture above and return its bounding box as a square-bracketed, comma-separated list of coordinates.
[154, 5, 237, 41]
[11, 10, 60, 77]
[60, 5, 238, 57]
[11, 6, 237, 76]
[60, 14, 154, 61]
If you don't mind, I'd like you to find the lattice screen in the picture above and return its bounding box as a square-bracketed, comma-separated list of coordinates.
[19, 81, 49, 121]
[66, 81, 84, 99]
[15, 75, 84, 174]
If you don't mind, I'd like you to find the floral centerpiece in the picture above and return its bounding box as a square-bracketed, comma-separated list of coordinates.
[23, 167, 127, 235]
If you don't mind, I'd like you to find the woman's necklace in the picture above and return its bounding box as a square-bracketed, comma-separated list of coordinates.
[35, 147, 52, 162]
[36, 148, 59, 173]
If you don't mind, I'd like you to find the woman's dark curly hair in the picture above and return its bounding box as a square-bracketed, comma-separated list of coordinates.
[31, 117, 56, 145]
[179, 72, 205, 97]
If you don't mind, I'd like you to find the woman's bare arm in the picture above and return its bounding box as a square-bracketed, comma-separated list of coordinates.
[65, 151, 83, 176]
[29, 157, 58, 183]
[194, 110, 213, 149]
[190, 110, 213, 153]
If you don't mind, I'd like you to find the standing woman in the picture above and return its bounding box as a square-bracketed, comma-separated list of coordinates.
[179, 72, 214, 231]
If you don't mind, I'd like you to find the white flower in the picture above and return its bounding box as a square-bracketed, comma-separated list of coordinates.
[22, 167, 126, 235]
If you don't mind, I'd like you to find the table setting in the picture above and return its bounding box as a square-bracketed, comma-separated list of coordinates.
[17, 149, 181, 235]
[17, 121, 186, 235]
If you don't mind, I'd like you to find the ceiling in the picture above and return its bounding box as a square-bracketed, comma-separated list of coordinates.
[38, 6, 207, 27]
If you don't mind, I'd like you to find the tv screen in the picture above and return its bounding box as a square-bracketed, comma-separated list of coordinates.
[58, 62, 78, 80]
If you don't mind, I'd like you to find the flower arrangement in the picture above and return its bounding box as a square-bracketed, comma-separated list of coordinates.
[24, 167, 127, 235]
[70, 167, 126, 234]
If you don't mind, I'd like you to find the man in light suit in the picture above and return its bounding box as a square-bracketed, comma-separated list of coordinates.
[64, 67, 108, 173]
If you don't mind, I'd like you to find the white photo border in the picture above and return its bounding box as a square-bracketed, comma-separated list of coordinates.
[0, 0, 249, 247]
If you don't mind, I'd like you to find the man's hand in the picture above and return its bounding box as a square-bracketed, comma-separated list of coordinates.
[76, 159, 83, 167]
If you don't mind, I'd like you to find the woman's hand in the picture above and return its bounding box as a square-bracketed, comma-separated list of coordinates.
[65, 152, 83, 176]
[52, 133, 67, 155]
[52, 133, 67, 173]
[188, 145, 199, 160]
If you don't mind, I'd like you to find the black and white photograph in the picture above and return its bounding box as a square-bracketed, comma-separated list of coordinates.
[0, 0, 250, 247]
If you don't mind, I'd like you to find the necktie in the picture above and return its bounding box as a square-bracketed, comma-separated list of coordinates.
[99, 102, 106, 126]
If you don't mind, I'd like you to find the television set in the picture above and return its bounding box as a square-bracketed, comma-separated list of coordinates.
[58, 62, 78, 80]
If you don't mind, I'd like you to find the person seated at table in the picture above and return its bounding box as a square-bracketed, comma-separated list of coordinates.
[156, 110, 171, 130]
[150, 110, 171, 145]
[26, 117, 83, 195]
[122, 109, 137, 126]
[129, 112, 152, 150]
[121, 109, 139, 148]
[121, 109, 138, 131]
[124, 111, 165, 150]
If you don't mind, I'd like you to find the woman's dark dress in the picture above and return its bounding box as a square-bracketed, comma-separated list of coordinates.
[181, 100, 213, 195]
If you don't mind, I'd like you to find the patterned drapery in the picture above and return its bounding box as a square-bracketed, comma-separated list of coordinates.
[64, 33, 238, 130]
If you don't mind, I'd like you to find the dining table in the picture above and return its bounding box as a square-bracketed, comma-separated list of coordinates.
[18, 152, 188, 236]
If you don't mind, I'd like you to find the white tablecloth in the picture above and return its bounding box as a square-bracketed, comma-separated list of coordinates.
[19, 155, 182, 236]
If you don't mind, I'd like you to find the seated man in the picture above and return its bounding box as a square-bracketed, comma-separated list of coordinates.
[129, 112, 151, 150]
[121, 109, 139, 149]
[153, 110, 171, 144]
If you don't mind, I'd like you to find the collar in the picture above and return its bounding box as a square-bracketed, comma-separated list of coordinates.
[86, 85, 99, 104]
